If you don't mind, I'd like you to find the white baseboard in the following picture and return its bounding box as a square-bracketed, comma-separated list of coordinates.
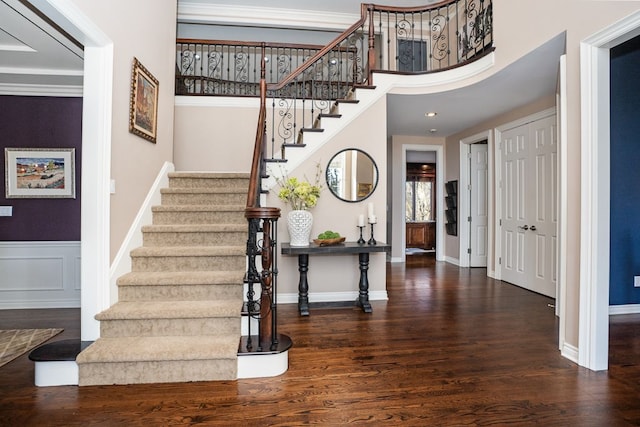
[0, 241, 81, 309]
[609, 304, 640, 315]
[444, 256, 460, 266]
[561, 342, 579, 365]
[109, 162, 175, 305]
[278, 290, 389, 305]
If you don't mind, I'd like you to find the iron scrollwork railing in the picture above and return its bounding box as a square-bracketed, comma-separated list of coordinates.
[176, 40, 322, 96]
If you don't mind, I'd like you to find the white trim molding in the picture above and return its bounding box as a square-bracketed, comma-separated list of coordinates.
[177, 2, 359, 31]
[0, 83, 82, 97]
[109, 162, 175, 305]
[579, 10, 640, 372]
[609, 304, 640, 316]
[458, 130, 493, 269]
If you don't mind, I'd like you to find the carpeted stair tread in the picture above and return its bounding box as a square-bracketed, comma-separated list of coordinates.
[130, 246, 245, 257]
[95, 300, 243, 321]
[142, 224, 246, 233]
[117, 270, 245, 286]
[168, 172, 249, 179]
[160, 188, 246, 195]
[152, 205, 244, 212]
[76, 335, 238, 363]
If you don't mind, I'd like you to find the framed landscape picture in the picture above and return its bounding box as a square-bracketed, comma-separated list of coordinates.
[129, 57, 159, 143]
[4, 148, 76, 198]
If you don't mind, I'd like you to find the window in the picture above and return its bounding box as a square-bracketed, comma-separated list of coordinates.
[397, 39, 428, 72]
[406, 163, 435, 221]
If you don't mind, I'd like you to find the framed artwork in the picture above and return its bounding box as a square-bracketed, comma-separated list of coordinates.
[5, 148, 76, 198]
[129, 57, 159, 143]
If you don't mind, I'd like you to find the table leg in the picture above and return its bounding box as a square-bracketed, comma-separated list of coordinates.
[297, 254, 310, 316]
[356, 252, 372, 313]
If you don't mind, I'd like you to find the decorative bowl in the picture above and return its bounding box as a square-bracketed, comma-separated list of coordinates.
[313, 237, 346, 246]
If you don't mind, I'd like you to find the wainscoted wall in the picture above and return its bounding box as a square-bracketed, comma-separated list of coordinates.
[0, 96, 82, 309]
[0, 242, 81, 309]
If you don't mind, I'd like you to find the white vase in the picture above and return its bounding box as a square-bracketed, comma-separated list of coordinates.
[287, 210, 313, 246]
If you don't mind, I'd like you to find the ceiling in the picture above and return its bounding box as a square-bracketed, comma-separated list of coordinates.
[0, 0, 564, 138]
[0, 0, 83, 93]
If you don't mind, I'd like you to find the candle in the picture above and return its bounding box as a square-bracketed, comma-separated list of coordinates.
[369, 215, 377, 224]
[358, 214, 365, 227]
[368, 203, 374, 218]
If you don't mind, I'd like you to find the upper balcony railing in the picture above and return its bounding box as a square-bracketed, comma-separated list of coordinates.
[176, 1, 493, 98]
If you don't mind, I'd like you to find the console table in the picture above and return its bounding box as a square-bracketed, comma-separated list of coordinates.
[281, 242, 390, 316]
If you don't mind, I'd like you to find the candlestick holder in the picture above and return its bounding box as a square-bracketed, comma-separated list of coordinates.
[357, 226, 365, 244]
[367, 222, 376, 245]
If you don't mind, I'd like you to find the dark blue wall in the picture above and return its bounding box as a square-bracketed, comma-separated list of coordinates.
[0, 96, 82, 241]
[610, 36, 640, 305]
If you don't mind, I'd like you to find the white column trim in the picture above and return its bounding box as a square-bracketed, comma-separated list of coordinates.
[43, 0, 114, 341]
[579, 10, 640, 371]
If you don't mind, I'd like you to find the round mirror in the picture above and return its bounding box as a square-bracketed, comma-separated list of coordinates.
[326, 148, 378, 202]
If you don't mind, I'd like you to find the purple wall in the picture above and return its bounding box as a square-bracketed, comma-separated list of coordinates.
[0, 96, 82, 241]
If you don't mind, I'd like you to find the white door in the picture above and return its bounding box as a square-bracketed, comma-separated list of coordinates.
[501, 125, 529, 287]
[470, 143, 488, 267]
[500, 115, 557, 297]
[529, 116, 558, 297]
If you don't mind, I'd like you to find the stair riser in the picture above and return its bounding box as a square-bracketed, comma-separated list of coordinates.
[78, 359, 237, 385]
[100, 318, 240, 338]
[118, 284, 243, 302]
[131, 255, 245, 272]
[142, 231, 246, 247]
[152, 211, 245, 225]
[161, 192, 246, 205]
[169, 177, 249, 189]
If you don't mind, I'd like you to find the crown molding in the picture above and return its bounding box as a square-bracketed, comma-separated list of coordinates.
[0, 83, 83, 97]
[177, 2, 359, 31]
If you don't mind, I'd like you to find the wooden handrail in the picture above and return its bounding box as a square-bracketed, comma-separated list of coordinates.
[177, 38, 325, 51]
[245, 43, 268, 209]
[267, 3, 370, 92]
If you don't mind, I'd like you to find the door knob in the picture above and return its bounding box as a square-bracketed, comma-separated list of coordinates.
[518, 225, 529, 231]
[530, 225, 537, 231]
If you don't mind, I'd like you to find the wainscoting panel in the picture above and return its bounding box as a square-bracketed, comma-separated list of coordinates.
[0, 242, 81, 309]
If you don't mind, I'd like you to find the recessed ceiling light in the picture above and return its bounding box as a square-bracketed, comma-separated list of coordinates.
[425, 112, 437, 118]
[430, 129, 438, 133]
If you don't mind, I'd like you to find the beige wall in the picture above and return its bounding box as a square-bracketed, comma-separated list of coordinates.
[269, 98, 388, 298]
[72, 0, 178, 261]
[174, 101, 257, 172]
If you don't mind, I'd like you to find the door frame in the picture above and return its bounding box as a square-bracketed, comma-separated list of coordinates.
[458, 131, 492, 271]
[36, 1, 114, 341]
[401, 144, 444, 262]
[579, 10, 640, 371]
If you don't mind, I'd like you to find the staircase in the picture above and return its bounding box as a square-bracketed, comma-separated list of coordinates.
[76, 172, 248, 386]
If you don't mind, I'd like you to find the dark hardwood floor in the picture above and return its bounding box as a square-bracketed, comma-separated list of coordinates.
[1, 254, 639, 426]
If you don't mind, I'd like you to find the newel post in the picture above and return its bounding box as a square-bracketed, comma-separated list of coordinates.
[367, 4, 376, 85]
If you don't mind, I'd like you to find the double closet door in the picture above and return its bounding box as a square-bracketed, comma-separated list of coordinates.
[500, 114, 557, 298]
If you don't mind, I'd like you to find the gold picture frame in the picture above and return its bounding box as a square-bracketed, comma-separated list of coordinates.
[129, 57, 159, 143]
[5, 148, 76, 198]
